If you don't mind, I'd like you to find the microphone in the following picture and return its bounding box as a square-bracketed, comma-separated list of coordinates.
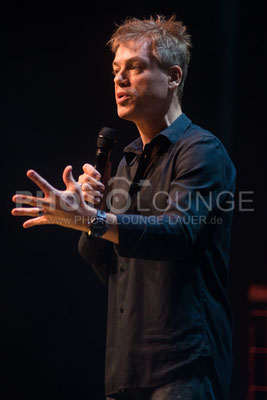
[94, 127, 116, 180]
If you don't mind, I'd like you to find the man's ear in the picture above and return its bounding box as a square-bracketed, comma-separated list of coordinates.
[168, 65, 182, 90]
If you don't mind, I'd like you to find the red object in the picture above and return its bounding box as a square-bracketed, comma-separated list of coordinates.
[248, 284, 267, 400]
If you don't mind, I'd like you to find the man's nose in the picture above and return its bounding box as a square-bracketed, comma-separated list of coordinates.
[114, 72, 129, 86]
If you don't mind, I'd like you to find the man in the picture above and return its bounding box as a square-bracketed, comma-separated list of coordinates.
[12, 16, 236, 400]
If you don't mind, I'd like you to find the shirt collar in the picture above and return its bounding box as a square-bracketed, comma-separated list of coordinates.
[124, 113, 192, 166]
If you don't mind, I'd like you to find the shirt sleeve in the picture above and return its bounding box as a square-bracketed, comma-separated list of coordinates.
[115, 135, 236, 260]
[78, 232, 115, 285]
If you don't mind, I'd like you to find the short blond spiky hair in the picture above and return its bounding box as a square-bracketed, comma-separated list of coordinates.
[107, 15, 192, 100]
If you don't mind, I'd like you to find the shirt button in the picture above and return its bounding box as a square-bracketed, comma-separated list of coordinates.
[120, 308, 124, 314]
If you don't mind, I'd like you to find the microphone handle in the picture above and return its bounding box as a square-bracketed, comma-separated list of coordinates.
[94, 149, 111, 180]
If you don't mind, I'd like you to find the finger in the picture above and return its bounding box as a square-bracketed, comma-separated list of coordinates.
[23, 216, 48, 229]
[83, 193, 101, 204]
[87, 177, 105, 192]
[80, 182, 92, 191]
[78, 175, 105, 193]
[81, 182, 104, 197]
[62, 165, 77, 190]
[82, 163, 101, 180]
[26, 169, 54, 195]
[78, 173, 91, 184]
[11, 207, 44, 217]
[12, 194, 48, 207]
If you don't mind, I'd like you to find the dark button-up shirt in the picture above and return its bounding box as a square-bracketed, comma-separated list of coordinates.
[78, 114, 236, 399]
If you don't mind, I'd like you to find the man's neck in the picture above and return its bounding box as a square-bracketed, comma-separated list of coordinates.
[135, 104, 182, 147]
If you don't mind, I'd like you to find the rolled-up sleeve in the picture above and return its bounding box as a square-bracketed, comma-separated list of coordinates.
[115, 135, 235, 260]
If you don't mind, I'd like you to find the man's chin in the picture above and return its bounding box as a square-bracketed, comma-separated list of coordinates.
[117, 107, 135, 121]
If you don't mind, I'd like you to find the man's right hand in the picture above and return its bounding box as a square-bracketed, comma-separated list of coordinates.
[78, 163, 109, 205]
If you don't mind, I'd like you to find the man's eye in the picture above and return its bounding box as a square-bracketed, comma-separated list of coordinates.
[132, 65, 142, 71]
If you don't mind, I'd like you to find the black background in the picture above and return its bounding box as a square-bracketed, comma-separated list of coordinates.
[1, 1, 266, 399]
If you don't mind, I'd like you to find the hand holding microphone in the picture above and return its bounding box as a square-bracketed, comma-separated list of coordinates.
[78, 163, 106, 204]
[78, 127, 115, 206]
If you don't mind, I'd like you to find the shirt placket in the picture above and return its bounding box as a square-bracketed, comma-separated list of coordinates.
[117, 144, 161, 327]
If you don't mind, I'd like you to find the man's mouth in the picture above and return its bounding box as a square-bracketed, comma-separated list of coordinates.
[116, 92, 131, 104]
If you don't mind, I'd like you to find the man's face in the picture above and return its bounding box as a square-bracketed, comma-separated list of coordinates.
[112, 40, 170, 124]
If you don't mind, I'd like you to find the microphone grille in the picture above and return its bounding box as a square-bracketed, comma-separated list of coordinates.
[97, 127, 115, 149]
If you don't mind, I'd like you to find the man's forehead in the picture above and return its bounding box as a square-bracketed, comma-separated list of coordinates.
[113, 40, 151, 64]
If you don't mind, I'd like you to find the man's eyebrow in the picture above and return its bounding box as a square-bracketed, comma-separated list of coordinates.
[112, 56, 147, 68]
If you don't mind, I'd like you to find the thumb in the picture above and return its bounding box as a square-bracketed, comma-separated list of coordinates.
[62, 165, 76, 189]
